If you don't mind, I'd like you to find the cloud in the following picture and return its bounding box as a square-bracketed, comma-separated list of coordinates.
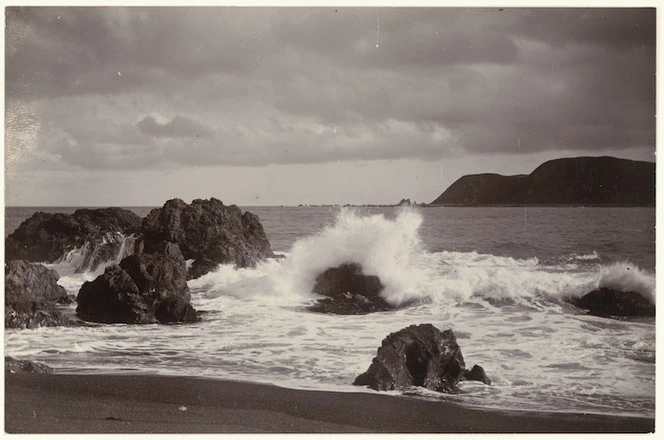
[137, 115, 215, 139]
[5, 7, 656, 175]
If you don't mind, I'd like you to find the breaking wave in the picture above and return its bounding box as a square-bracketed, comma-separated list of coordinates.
[190, 208, 654, 308]
[597, 261, 655, 303]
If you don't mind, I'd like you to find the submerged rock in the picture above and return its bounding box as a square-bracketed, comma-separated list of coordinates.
[142, 198, 274, 279]
[76, 241, 198, 324]
[570, 288, 655, 318]
[354, 324, 490, 393]
[5, 356, 53, 374]
[5, 260, 71, 329]
[308, 263, 393, 315]
[6, 208, 141, 263]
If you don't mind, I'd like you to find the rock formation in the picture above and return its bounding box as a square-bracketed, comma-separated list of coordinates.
[76, 241, 198, 324]
[6, 208, 142, 263]
[569, 288, 655, 318]
[308, 263, 393, 314]
[142, 198, 274, 279]
[5, 260, 71, 329]
[431, 156, 655, 206]
[354, 324, 490, 393]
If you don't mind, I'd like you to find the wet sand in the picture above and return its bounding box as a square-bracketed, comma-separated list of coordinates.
[5, 372, 655, 433]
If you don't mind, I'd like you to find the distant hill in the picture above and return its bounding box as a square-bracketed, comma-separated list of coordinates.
[430, 156, 655, 206]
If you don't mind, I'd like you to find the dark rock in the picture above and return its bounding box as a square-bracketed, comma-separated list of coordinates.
[76, 242, 198, 324]
[431, 156, 655, 206]
[570, 288, 655, 318]
[354, 324, 489, 393]
[308, 292, 392, 315]
[5, 356, 53, 374]
[308, 263, 392, 315]
[312, 263, 384, 298]
[396, 198, 412, 206]
[5, 260, 70, 329]
[462, 365, 492, 385]
[6, 208, 141, 263]
[142, 198, 274, 279]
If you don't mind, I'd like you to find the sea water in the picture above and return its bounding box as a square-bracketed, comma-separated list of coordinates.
[4, 206, 656, 417]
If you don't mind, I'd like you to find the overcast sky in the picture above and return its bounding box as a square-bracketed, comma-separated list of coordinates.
[5, 7, 656, 206]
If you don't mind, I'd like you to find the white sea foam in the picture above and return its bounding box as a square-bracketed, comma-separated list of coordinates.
[573, 251, 600, 261]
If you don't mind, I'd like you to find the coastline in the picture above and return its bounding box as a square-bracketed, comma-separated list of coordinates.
[5, 372, 654, 433]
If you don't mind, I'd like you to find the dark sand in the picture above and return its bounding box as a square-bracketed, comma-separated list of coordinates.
[5, 372, 654, 433]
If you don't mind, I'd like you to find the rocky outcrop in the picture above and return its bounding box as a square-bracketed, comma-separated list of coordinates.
[431, 156, 655, 206]
[6, 208, 142, 263]
[76, 241, 198, 324]
[5, 356, 53, 374]
[396, 198, 412, 206]
[308, 263, 393, 314]
[354, 324, 490, 393]
[5, 260, 71, 329]
[570, 288, 655, 318]
[142, 198, 274, 279]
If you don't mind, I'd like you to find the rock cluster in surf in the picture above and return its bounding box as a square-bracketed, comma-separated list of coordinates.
[5, 260, 71, 329]
[569, 288, 655, 318]
[308, 263, 394, 314]
[354, 324, 490, 393]
[6, 198, 275, 326]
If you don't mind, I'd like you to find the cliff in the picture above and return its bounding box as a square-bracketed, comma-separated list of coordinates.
[430, 156, 655, 206]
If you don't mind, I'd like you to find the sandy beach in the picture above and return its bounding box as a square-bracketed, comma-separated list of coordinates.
[4, 372, 654, 433]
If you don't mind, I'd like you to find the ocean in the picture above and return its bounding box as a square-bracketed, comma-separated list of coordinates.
[4, 205, 656, 418]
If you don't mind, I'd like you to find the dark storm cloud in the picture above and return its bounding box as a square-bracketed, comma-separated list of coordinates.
[5, 7, 655, 171]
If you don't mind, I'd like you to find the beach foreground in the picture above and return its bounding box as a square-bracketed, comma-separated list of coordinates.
[5, 373, 654, 433]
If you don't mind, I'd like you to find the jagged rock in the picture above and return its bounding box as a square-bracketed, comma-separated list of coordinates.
[76, 242, 198, 324]
[570, 288, 655, 318]
[5, 356, 53, 374]
[308, 263, 392, 315]
[462, 364, 492, 385]
[354, 324, 489, 393]
[142, 198, 274, 279]
[396, 198, 412, 206]
[6, 208, 141, 263]
[5, 260, 70, 329]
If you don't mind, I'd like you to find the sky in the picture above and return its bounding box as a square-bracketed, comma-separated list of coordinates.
[5, 6, 656, 206]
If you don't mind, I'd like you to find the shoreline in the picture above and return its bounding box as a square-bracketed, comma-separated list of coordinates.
[5, 372, 655, 433]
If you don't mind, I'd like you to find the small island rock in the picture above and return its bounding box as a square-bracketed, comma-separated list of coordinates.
[354, 324, 490, 393]
[308, 263, 393, 314]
